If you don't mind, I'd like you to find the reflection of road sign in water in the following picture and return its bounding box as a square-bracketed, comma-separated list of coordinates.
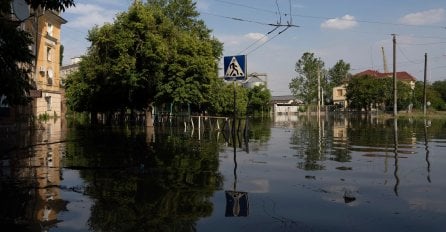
[225, 191, 249, 217]
[224, 55, 246, 80]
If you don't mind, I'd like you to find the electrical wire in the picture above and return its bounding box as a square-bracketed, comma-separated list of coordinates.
[397, 46, 420, 64]
[213, 0, 446, 30]
[238, 26, 280, 54]
[201, 11, 281, 27]
[246, 26, 292, 55]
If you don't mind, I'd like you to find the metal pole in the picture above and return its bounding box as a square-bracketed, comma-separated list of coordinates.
[423, 53, 427, 117]
[392, 34, 397, 117]
[318, 67, 321, 114]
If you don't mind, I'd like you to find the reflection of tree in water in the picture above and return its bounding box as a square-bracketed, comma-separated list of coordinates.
[290, 116, 328, 170]
[64, 127, 223, 232]
[248, 117, 272, 144]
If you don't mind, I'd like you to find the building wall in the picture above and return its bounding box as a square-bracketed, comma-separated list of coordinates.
[23, 9, 66, 118]
[34, 92, 62, 117]
[332, 84, 348, 108]
[273, 105, 299, 114]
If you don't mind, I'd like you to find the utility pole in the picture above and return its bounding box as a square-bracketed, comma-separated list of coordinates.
[382, 46, 389, 73]
[423, 53, 428, 117]
[317, 66, 321, 117]
[392, 34, 397, 117]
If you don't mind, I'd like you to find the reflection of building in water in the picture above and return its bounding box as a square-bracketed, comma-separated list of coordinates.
[35, 119, 65, 227]
[333, 116, 348, 141]
[12, 119, 66, 229]
[273, 114, 299, 123]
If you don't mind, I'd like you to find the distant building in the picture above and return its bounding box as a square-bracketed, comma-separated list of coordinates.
[353, 69, 416, 84]
[270, 95, 303, 115]
[242, 73, 267, 89]
[332, 69, 417, 110]
[333, 84, 348, 109]
[60, 57, 82, 86]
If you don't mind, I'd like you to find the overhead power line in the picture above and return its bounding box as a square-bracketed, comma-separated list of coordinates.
[245, 26, 292, 55]
[201, 11, 298, 28]
[213, 0, 446, 30]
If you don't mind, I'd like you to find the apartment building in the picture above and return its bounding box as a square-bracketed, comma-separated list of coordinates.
[16, 7, 67, 118]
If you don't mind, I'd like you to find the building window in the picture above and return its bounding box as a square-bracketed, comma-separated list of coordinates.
[47, 47, 52, 62]
[47, 68, 54, 86]
[47, 23, 53, 36]
[337, 89, 344, 97]
[46, 96, 51, 111]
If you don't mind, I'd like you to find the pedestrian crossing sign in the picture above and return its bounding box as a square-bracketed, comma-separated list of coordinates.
[224, 55, 246, 80]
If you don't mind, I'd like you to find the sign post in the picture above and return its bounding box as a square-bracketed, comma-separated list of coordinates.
[224, 55, 247, 81]
[223, 55, 249, 217]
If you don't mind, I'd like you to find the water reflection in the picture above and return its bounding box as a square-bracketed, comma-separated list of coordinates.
[63, 125, 224, 231]
[0, 118, 66, 231]
[393, 118, 400, 196]
[2, 115, 446, 231]
[224, 119, 249, 217]
[286, 115, 444, 203]
[424, 119, 431, 183]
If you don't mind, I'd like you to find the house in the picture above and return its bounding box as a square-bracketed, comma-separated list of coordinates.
[332, 69, 417, 110]
[354, 69, 416, 85]
[270, 95, 303, 115]
[333, 84, 348, 109]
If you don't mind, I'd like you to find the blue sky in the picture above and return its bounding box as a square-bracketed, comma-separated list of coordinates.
[61, 0, 446, 95]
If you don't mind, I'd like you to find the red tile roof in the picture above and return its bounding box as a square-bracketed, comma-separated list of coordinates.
[354, 69, 416, 82]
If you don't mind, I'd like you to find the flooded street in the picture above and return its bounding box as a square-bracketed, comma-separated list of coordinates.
[1, 115, 446, 231]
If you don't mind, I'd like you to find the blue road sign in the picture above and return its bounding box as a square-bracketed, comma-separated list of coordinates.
[224, 55, 247, 80]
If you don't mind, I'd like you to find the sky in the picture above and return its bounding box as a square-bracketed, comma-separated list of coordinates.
[60, 0, 446, 96]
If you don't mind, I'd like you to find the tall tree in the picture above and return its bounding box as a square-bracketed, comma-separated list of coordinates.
[289, 52, 325, 105]
[432, 80, 446, 103]
[0, 0, 74, 106]
[247, 85, 271, 114]
[328, 59, 350, 87]
[346, 75, 414, 111]
[65, 0, 223, 117]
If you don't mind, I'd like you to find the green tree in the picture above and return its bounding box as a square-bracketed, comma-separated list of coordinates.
[205, 78, 232, 115]
[153, 0, 222, 110]
[289, 52, 325, 106]
[0, 17, 33, 105]
[65, 0, 222, 118]
[347, 75, 415, 111]
[328, 60, 350, 95]
[432, 80, 446, 103]
[346, 75, 379, 111]
[247, 85, 271, 115]
[414, 81, 445, 111]
[0, 0, 74, 106]
[328, 60, 350, 87]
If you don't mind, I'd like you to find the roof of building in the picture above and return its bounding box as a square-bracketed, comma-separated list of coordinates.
[354, 69, 416, 82]
[60, 63, 80, 71]
[270, 95, 304, 104]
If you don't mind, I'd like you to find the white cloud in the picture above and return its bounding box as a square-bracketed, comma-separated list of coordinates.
[64, 3, 119, 28]
[399, 8, 445, 25]
[321, 14, 358, 30]
[244, 32, 268, 43]
[219, 32, 268, 48]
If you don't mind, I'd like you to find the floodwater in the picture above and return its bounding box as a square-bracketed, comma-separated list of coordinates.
[1, 114, 446, 231]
